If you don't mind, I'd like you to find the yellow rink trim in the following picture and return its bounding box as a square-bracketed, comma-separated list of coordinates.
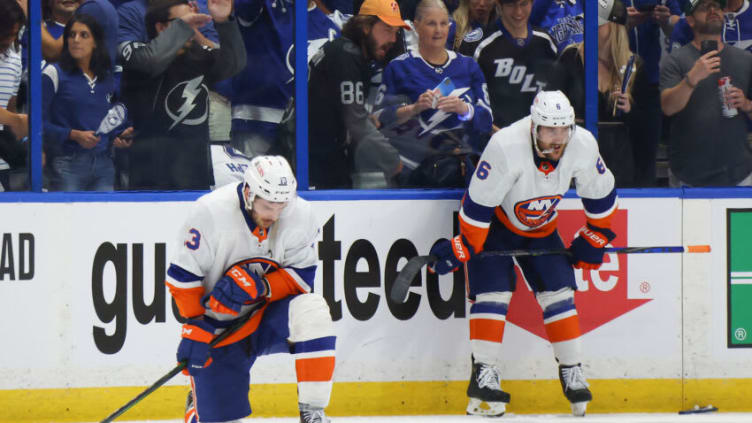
[2, 378, 752, 422]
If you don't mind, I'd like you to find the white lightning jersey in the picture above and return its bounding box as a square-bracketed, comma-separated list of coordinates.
[459, 115, 617, 251]
[166, 182, 319, 322]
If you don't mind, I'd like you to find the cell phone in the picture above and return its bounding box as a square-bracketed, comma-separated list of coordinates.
[700, 40, 718, 55]
[431, 77, 456, 108]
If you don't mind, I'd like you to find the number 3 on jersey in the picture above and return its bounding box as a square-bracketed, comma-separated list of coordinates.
[476, 160, 491, 180]
[185, 228, 201, 250]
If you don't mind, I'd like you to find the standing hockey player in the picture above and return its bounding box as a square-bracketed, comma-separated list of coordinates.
[428, 91, 617, 417]
[165, 156, 336, 423]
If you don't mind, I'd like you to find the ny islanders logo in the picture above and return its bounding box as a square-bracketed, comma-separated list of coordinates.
[514, 195, 562, 227]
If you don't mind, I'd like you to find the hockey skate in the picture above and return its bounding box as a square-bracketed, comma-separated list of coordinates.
[466, 361, 511, 417]
[299, 403, 330, 423]
[558, 363, 592, 417]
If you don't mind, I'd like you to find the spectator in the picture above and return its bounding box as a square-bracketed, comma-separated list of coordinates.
[41, 14, 132, 191]
[453, 0, 498, 52]
[117, 0, 219, 51]
[120, 0, 246, 190]
[45, 0, 81, 39]
[469, 0, 557, 130]
[529, 0, 583, 51]
[307, 0, 408, 189]
[552, 21, 644, 187]
[374, 0, 492, 187]
[227, 0, 341, 159]
[670, 0, 752, 53]
[624, 0, 681, 186]
[660, 0, 752, 186]
[0, 0, 26, 191]
[75, 0, 119, 68]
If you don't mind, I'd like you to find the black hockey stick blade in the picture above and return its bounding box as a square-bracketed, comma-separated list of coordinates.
[678, 405, 718, 414]
[99, 309, 257, 423]
[390, 254, 437, 303]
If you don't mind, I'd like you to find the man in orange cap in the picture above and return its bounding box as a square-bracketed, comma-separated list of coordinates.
[307, 0, 410, 189]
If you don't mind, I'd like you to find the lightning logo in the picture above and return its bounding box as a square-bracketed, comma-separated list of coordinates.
[418, 87, 470, 136]
[166, 75, 209, 130]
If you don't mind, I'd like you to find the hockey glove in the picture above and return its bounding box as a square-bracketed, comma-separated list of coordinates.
[206, 263, 269, 316]
[428, 235, 475, 275]
[177, 319, 216, 376]
[568, 223, 616, 270]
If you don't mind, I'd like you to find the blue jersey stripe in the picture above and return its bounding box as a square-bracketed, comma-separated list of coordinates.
[462, 194, 495, 225]
[292, 336, 337, 353]
[166, 264, 203, 282]
[582, 188, 617, 215]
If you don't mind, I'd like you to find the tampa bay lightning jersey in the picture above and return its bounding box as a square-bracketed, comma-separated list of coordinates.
[529, 0, 584, 52]
[376, 49, 493, 164]
[670, 1, 752, 52]
[230, 1, 341, 132]
[472, 20, 558, 128]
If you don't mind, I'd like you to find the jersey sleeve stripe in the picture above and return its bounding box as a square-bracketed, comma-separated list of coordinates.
[165, 281, 205, 318]
[460, 194, 494, 227]
[473, 30, 502, 61]
[166, 264, 203, 287]
[582, 189, 618, 227]
[265, 268, 311, 302]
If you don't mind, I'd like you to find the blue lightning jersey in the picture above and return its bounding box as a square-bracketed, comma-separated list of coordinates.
[376, 49, 493, 166]
[670, 1, 752, 53]
[529, 0, 584, 52]
[230, 1, 341, 134]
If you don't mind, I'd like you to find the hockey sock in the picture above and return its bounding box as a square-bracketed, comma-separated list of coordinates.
[469, 292, 512, 365]
[288, 294, 336, 408]
[537, 288, 582, 365]
[292, 336, 336, 407]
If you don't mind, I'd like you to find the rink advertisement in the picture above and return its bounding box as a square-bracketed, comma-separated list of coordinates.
[1, 194, 750, 421]
[726, 208, 752, 348]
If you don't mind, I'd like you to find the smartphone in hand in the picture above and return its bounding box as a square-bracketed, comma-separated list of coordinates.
[700, 39, 718, 55]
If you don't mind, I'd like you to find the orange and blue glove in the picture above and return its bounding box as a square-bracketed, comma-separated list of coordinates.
[177, 319, 215, 376]
[428, 235, 475, 275]
[206, 263, 269, 315]
[569, 223, 616, 270]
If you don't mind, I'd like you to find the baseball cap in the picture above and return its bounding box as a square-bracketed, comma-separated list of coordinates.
[685, 0, 726, 15]
[359, 0, 410, 29]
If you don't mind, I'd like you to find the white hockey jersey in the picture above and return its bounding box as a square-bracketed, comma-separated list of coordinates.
[458, 115, 617, 252]
[166, 182, 319, 330]
[210, 144, 253, 189]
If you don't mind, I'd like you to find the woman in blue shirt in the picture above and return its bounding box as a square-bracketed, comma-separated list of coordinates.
[42, 13, 132, 191]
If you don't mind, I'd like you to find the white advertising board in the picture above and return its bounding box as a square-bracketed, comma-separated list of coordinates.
[0, 196, 687, 392]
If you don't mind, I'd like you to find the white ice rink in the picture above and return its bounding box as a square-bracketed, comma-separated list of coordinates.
[96, 413, 752, 423]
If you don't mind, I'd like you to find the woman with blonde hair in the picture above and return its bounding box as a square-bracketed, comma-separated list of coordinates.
[373, 0, 492, 187]
[551, 21, 646, 187]
[452, 0, 499, 52]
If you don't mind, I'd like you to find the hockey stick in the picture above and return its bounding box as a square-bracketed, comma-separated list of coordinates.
[390, 245, 711, 302]
[99, 309, 257, 423]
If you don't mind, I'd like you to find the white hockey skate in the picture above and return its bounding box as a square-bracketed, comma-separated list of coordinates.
[558, 363, 592, 417]
[299, 403, 330, 423]
[466, 361, 511, 417]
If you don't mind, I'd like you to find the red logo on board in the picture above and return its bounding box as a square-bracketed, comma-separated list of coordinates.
[505, 209, 651, 339]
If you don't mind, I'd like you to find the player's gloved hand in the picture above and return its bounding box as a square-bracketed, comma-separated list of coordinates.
[428, 235, 475, 275]
[206, 263, 269, 316]
[177, 319, 216, 376]
[568, 223, 616, 270]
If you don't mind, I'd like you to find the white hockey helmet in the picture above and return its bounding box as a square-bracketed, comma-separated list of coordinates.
[243, 155, 297, 210]
[530, 90, 576, 156]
